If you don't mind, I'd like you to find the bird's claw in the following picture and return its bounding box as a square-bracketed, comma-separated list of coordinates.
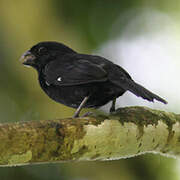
[82, 112, 94, 117]
[73, 112, 94, 118]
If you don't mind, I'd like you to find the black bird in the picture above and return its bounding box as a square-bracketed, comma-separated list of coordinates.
[21, 41, 167, 117]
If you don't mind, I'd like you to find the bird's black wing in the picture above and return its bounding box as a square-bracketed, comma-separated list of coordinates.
[44, 59, 108, 86]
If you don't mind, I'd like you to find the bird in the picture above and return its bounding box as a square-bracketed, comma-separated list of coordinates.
[20, 41, 167, 117]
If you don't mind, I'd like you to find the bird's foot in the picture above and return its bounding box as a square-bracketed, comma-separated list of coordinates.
[110, 107, 116, 113]
[73, 114, 79, 118]
[73, 111, 94, 118]
[82, 111, 94, 117]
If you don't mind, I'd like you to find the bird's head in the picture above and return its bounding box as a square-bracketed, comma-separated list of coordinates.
[20, 41, 76, 69]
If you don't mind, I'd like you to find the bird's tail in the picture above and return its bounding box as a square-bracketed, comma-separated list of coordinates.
[114, 78, 167, 104]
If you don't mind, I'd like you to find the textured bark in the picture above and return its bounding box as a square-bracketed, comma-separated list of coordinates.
[0, 106, 179, 167]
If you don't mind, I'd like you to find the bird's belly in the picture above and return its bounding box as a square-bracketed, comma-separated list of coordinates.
[41, 81, 125, 109]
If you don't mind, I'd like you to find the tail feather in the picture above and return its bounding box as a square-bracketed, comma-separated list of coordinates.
[129, 81, 167, 104]
[114, 78, 167, 104]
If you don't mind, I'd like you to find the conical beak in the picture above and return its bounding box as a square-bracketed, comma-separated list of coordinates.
[20, 51, 36, 66]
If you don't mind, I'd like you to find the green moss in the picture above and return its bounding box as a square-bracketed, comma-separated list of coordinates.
[109, 106, 178, 128]
[71, 145, 89, 160]
[107, 106, 180, 147]
[91, 153, 101, 159]
[0, 106, 179, 166]
[8, 150, 32, 165]
[86, 116, 108, 127]
[53, 119, 88, 161]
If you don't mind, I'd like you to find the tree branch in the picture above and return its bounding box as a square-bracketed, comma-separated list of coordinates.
[0, 106, 180, 167]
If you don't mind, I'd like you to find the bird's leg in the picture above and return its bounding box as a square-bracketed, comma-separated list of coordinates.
[73, 96, 89, 118]
[110, 98, 116, 113]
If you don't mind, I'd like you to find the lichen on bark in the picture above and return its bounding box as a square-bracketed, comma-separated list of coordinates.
[0, 106, 179, 167]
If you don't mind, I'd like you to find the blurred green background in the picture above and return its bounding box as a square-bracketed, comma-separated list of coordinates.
[0, 0, 180, 179]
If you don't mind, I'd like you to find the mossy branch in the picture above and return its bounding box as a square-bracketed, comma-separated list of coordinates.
[0, 106, 180, 167]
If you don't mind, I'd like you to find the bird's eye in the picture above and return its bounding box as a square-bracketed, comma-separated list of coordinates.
[38, 47, 47, 55]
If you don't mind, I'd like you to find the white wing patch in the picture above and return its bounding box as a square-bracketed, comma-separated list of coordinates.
[57, 77, 62, 82]
[45, 81, 50, 86]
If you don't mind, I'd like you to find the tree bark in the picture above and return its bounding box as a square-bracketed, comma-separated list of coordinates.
[0, 106, 179, 167]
